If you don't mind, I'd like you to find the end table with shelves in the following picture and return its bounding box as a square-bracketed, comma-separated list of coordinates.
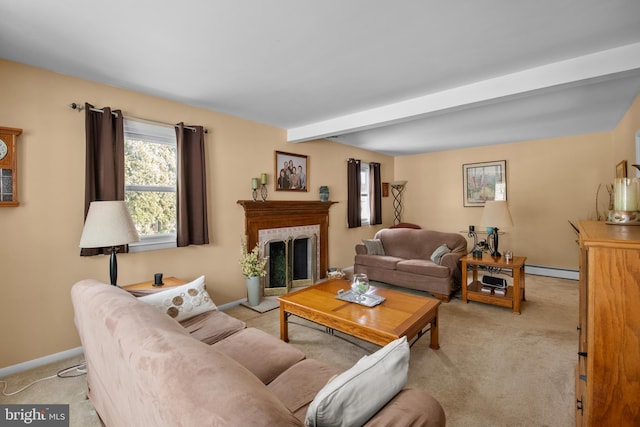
[460, 253, 527, 314]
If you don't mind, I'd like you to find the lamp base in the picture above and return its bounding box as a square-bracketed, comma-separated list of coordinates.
[109, 247, 118, 286]
[490, 228, 501, 258]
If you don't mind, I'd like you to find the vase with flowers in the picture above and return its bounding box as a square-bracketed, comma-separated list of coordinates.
[239, 242, 268, 306]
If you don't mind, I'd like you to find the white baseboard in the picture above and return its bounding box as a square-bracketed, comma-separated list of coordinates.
[525, 265, 579, 280]
[0, 346, 84, 378]
[0, 300, 247, 378]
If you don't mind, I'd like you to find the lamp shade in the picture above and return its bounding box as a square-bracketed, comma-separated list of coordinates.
[79, 201, 140, 248]
[480, 200, 513, 228]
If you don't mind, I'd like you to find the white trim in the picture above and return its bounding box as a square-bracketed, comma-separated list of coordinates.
[0, 347, 84, 378]
[217, 299, 244, 311]
[525, 265, 579, 280]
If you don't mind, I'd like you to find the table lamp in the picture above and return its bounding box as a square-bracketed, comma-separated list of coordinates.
[79, 201, 140, 286]
[480, 200, 513, 257]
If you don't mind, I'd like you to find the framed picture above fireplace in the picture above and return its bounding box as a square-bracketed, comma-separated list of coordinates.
[275, 151, 308, 191]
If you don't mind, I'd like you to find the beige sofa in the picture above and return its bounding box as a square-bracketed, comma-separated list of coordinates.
[71, 279, 446, 426]
[355, 228, 468, 302]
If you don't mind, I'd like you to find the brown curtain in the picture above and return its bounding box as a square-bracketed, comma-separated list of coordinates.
[176, 123, 209, 246]
[369, 162, 382, 225]
[81, 103, 125, 256]
[347, 158, 361, 228]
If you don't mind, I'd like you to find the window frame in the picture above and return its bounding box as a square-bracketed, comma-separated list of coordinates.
[123, 120, 177, 252]
[360, 162, 371, 226]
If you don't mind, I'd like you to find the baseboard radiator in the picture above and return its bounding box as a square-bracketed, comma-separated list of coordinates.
[525, 265, 579, 280]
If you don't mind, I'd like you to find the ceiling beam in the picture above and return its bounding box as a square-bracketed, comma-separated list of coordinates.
[287, 42, 640, 143]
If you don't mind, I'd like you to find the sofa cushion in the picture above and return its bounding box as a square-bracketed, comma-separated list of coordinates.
[180, 310, 245, 344]
[363, 239, 385, 255]
[388, 222, 422, 229]
[430, 244, 451, 264]
[396, 260, 450, 278]
[268, 359, 342, 422]
[304, 336, 409, 427]
[365, 388, 447, 426]
[138, 276, 217, 322]
[212, 327, 306, 384]
[374, 228, 467, 261]
[354, 254, 403, 270]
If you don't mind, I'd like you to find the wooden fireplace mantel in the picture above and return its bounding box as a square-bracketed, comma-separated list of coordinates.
[237, 200, 338, 279]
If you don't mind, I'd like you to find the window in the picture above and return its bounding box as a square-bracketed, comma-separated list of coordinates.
[360, 162, 370, 225]
[124, 120, 177, 252]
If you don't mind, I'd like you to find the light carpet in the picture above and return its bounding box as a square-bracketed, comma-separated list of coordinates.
[0, 274, 578, 427]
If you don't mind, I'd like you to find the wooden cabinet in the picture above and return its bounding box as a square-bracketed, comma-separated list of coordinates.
[576, 221, 640, 426]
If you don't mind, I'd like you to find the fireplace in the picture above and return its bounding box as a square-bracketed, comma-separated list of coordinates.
[261, 226, 318, 295]
[238, 200, 337, 296]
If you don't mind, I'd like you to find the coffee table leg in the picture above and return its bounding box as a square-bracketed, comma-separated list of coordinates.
[430, 312, 440, 350]
[280, 307, 289, 342]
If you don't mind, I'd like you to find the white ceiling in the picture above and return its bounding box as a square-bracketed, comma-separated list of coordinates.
[2, 0, 640, 156]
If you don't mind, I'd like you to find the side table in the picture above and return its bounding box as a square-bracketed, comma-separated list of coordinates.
[121, 276, 186, 297]
[460, 253, 527, 314]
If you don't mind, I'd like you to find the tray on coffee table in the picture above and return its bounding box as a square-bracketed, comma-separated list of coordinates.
[336, 289, 385, 307]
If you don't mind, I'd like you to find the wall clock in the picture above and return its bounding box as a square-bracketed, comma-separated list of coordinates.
[0, 126, 23, 207]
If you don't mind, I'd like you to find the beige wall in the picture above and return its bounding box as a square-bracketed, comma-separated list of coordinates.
[2, 57, 639, 368]
[395, 133, 609, 268]
[396, 92, 640, 269]
[0, 59, 393, 367]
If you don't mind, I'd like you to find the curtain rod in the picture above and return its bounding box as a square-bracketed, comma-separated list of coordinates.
[69, 103, 208, 133]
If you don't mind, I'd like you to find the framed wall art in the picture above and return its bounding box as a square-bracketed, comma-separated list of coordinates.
[275, 151, 308, 191]
[462, 160, 507, 207]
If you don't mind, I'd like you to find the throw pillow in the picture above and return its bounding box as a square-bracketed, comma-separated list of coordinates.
[138, 275, 217, 322]
[304, 336, 409, 427]
[363, 239, 385, 255]
[430, 244, 451, 264]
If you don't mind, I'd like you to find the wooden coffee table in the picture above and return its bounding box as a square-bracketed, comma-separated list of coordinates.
[277, 279, 441, 349]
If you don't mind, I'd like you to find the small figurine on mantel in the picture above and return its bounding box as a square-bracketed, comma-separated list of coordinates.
[319, 186, 329, 202]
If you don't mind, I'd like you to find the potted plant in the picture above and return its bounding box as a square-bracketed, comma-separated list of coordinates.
[239, 242, 268, 306]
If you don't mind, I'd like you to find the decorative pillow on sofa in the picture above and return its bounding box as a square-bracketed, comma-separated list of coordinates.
[138, 276, 217, 322]
[430, 244, 451, 264]
[363, 239, 385, 255]
[304, 336, 409, 427]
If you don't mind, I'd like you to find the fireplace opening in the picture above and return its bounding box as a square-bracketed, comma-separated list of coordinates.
[267, 241, 287, 289]
[292, 237, 309, 281]
[263, 233, 317, 295]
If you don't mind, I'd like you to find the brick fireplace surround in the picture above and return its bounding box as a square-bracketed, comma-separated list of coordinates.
[237, 200, 337, 281]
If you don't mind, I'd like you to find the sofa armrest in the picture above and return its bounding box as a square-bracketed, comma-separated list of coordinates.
[439, 250, 464, 268]
[440, 249, 466, 288]
[355, 243, 367, 255]
[365, 388, 446, 427]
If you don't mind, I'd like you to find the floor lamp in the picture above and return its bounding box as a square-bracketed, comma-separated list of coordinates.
[390, 181, 407, 225]
[79, 201, 140, 286]
[480, 200, 513, 257]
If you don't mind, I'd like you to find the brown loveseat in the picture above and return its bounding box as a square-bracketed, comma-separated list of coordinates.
[71, 279, 446, 426]
[355, 228, 468, 302]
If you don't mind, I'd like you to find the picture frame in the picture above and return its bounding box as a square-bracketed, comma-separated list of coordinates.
[616, 160, 627, 179]
[275, 151, 309, 191]
[463, 160, 507, 207]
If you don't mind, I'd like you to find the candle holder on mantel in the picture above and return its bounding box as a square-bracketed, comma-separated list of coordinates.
[251, 177, 258, 202]
[607, 178, 640, 224]
[259, 173, 268, 201]
[260, 184, 268, 201]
